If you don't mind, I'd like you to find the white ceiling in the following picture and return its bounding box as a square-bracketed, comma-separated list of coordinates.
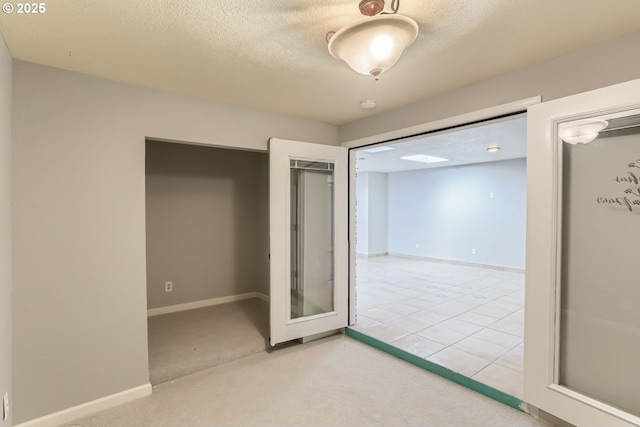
[356, 114, 526, 172]
[1, 1, 640, 125]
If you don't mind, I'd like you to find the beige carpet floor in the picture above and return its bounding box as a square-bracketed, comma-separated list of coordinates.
[147, 298, 269, 385]
[67, 335, 550, 427]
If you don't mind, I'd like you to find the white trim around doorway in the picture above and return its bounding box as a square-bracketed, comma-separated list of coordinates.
[343, 96, 541, 340]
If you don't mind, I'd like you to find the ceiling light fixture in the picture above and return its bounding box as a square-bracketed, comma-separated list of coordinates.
[400, 154, 449, 164]
[363, 146, 393, 153]
[327, 0, 418, 80]
[487, 145, 501, 152]
[559, 119, 608, 144]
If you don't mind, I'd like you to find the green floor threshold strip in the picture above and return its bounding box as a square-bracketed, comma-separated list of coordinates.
[345, 327, 524, 412]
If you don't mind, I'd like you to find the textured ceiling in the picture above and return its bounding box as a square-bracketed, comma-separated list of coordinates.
[356, 115, 526, 172]
[1, 1, 640, 125]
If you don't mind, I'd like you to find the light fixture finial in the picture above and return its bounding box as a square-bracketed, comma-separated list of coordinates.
[359, 0, 385, 16]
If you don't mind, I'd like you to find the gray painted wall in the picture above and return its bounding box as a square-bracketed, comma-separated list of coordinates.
[256, 155, 270, 296]
[355, 172, 388, 256]
[388, 159, 526, 269]
[356, 172, 387, 255]
[146, 141, 269, 309]
[355, 172, 369, 255]
[0, 35, 11, 427]
[367, 173, 388, 256]
[339, 32, 640, 143]
[11, 61, 338, 423]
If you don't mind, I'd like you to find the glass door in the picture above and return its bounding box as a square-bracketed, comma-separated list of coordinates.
[525, 78, 640, 426]
[269, 138, 348, 345]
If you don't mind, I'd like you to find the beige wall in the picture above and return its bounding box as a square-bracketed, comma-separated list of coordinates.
[11, 61, 338, 424]
[0, 34, 11, 427]
[145, 141, 269, 309]
[339, 31, 640, 143]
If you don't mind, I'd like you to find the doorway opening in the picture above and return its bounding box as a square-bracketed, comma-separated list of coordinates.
[350, 113, 527, 399]
[144, 139, 270, 385]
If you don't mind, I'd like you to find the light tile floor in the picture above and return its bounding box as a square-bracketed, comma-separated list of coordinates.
[352, 255, 525, 398]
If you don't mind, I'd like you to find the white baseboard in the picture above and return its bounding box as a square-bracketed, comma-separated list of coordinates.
[255, 292, 270, 303]
[147, 292, 267, 316]
[356, 252, 388, 258]
[387, 253, 525, 273]
[15, 383, 151, 427]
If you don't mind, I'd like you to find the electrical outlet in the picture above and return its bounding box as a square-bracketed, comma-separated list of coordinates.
[165, 281, 173, 292]
[3, 391, 8, 421]
[415, 243, 420, 249]
[471, 248, 476, 255]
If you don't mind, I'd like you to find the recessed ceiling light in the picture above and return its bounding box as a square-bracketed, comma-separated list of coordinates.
[486, 145, 501, 152]
[360, 99, 377, 109]
[400, 154, 449, 163]
[363, 146, 393, 153]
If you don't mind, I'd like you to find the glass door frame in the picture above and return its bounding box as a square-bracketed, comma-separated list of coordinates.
[269, 138, 348, 346]
[525, 78, 640, 427]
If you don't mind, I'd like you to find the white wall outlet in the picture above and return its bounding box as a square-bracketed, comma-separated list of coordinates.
[165, 281, 173, 292]
[415, 243, 420, 249]
[3, 391, 8, 421]
[471, 248, 477, 255]
[490, 192, 495, 199]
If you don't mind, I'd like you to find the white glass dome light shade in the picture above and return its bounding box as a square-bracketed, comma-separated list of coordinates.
[559, 119, 609, 144]
[328, 15, 419, 79]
